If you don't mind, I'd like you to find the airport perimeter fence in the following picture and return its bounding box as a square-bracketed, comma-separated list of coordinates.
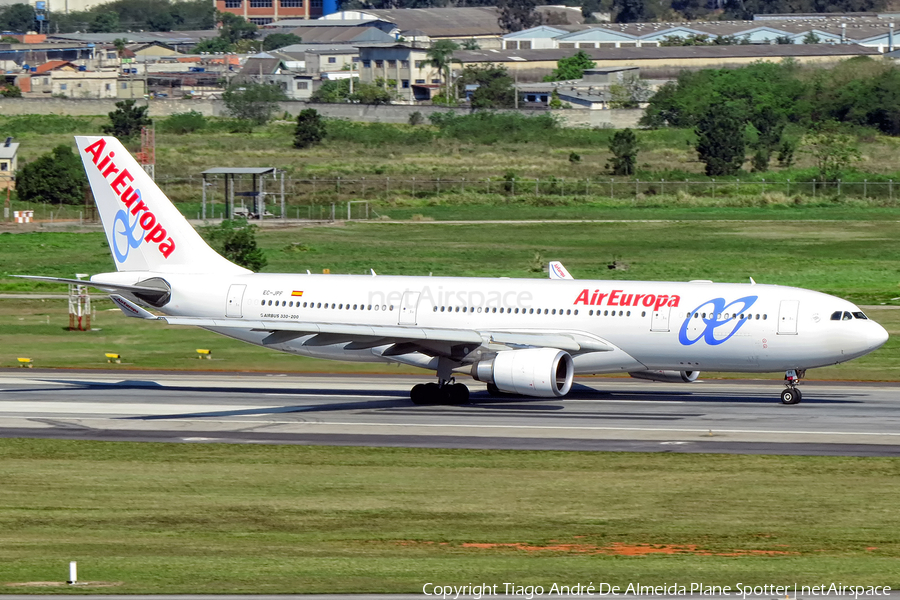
[7, 174, 900, 223]
[157, 174, 900, 219]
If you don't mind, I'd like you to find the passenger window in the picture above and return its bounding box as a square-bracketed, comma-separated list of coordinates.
[642, 311, 646, 317]
[261, 300, 266, 306]
[853, 312, 868, 320]
[843, 311, 853, 321]
[566, 309, 571, 315]
[574, 310, 578, 315]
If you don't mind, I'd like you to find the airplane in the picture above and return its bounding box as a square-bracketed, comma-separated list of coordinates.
[20, 136, 889, 406]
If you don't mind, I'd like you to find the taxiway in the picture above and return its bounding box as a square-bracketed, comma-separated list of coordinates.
[1, 370, 899, 456]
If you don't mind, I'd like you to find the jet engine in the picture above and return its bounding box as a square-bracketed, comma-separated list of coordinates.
[472, 348, 574, 397]
[629, 370, 700, 383]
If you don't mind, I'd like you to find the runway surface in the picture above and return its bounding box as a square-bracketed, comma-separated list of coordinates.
[1, 370, 900, 456]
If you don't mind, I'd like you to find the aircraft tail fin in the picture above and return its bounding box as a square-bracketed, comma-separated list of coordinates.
[75, 136, 249, 274]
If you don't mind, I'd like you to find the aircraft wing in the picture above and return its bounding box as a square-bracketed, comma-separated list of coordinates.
[159, 316, 611, 355]
[13, 275, 164, 294]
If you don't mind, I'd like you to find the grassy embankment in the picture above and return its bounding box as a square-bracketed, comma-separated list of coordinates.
[1, 439, 899, 593]
[6, 114, 900, 222]
[1, 220, 899, 378]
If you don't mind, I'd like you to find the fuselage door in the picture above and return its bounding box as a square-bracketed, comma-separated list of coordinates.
[226, 284, 246, 318]
[778, 300, 799, 335]
[399, 291, 420, 326]
[651, 306, 671, 332]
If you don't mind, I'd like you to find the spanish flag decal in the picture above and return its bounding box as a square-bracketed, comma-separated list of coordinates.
[291, 291, 304, 297]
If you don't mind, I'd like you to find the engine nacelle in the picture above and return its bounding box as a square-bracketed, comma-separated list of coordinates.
[472, 348, 574, 397]
[629, 370, 700, 383]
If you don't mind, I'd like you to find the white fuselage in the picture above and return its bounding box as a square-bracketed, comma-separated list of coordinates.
[95, 271, 889, 375]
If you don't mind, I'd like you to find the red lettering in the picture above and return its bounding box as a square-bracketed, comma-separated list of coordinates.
[102, 161, 120, 178]
[594, 293, 607, 306]
[642, 295, 656, 307]
[668, 294, 681, 307]
[621, 293, 633, 306]
[145, 223, 166, 243]
[159, 238, 176, 258]
[574, 289, 590, 305]
[139, 211, 156, 230]
[608, 289, 622, 306]
[110, 169, 133, 195]
[589, 290, 599, 305]
[633, 293, 644, 306]
[654, 295, 670, 311]
[84, 139, 106, 165]
[97, 151, 114, 172]
[130, 199, 148, 216]
[120, 187, 138, 207]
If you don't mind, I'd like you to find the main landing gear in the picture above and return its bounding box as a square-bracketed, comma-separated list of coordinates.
[410, 379, 470, 405]
[781, 369, 806, 405]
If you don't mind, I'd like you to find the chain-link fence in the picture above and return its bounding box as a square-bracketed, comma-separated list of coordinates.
[6, 174, 899, 223]
[157, 174, 900, 219]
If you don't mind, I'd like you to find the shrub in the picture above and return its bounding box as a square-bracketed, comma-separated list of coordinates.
[159, 111, 207, 134]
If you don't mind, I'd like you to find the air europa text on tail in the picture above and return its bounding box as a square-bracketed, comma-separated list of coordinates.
[84, 139, 176, 259]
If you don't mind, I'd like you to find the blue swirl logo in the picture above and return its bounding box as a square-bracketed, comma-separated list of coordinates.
[678, 296, 758, 346]
[112, 196, 145, 263]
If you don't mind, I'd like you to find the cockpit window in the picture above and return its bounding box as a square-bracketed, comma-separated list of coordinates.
[831, 311, 842, 321]
[843, 311, 853, 321]
[853, 311, 868, 320]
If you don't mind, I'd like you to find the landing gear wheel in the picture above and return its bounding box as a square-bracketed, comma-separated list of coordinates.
[410, 384, 427, 405]
[781, 387, 802, 405]
[446, 383, 470, 405]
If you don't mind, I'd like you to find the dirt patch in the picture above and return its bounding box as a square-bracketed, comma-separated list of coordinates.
[397, 540, 796, 557]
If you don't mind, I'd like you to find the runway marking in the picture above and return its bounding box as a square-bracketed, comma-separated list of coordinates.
[107, 418, 900, 438]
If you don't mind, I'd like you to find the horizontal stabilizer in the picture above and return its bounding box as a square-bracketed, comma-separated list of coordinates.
[14, 275, 163, 294]
[108, 294, 158, 319]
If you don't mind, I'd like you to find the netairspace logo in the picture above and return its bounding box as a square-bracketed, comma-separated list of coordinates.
[422, 583, 892, 600]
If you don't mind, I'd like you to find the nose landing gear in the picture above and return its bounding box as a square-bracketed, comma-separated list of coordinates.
[410, 378, 470, 405]
[781, 369, 806, 405]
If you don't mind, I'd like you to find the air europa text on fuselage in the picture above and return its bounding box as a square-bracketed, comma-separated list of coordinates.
[574, 288, 680, 311]
[84, 139, 175, 259]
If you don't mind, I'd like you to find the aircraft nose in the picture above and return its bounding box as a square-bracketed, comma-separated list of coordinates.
[869, 322, 889, 351]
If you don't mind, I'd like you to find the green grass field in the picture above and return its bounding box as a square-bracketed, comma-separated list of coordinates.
[1, 440, 899, 593]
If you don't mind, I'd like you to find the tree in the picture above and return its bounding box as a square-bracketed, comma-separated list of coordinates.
[201, 219, 267, 272]
[608, 75, 651, 108]
[614, 0, 648, 22]
[748, 104, 786, 172]
[16, 145, 88, 205]
[113, 37, 128, 57]
[89, 12, 119, 33]
[497, 0, 541, 32]
[1, 35, 19, 42]
[695, 103, 747, 176]
[0, 84, 22, 97]
[544, 50, 596, 82]
[219, 12, 257, 45]
[607, 128, 639, 175]
[147, 11, 174, 31]
[102, 99, 152, 139]
[294, 109, 327, 149]
[460, 38, 480, 50]
[774, 35, 794, 44]
[193, 36, 232, 53]
[426, 40, 461, 107]
[0, 4, 35, 32]
[801, 129, 861, 182]
[457, 63, 516, 109]
[802, 31, 821, 44]
[263, 32, 302, 51]
[223, 83, 287, 126]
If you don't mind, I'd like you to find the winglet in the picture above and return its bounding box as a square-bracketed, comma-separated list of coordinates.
[749, 277, 757, 285]
[549, 261, 574, 280]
